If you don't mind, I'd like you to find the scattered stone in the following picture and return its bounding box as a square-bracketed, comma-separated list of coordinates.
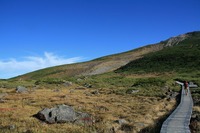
[192, 114, 197, 119]
[77, 78, 82, 82]
[91, 90, 99, 95]
[63, 81, 73, 87]
[84, 83, 92, 88]
[16, 86, 28, 93]
[115, 119, 128, 125]
[34, 104, 93, 125]
[126, 89, 139, 94]
[8, 125, 15, 130]
[163, 87, 179, 100]
[131, 90, 139, 94]
[169, 92, 179, 99]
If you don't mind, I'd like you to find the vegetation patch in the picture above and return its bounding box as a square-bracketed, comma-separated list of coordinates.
[116, 32, 200, 74]
[190, 87, 200, 132]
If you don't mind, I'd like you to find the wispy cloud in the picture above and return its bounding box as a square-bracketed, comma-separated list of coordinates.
[0, 52, 83, 79]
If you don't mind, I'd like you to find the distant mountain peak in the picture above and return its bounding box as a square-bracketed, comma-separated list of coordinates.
[164, 31, 200, 47]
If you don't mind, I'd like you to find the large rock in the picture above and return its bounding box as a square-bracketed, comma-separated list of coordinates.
[35, 105, 76, 124]
[16, 86, 28, 93]
[34, 104, 93, 125]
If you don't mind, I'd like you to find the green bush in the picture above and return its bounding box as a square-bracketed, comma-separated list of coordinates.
[132, 78, 166, 87]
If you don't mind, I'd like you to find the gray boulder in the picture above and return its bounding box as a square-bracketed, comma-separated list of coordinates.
[34, 104, 93, 125]
[16, 86, 28, 93]
[35, 105, 76, 124]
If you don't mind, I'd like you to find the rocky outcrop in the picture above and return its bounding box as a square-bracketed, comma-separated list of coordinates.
[164, 34, 189, 47]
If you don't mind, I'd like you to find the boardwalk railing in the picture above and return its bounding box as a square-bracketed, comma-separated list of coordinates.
[160, 82, 194, 133]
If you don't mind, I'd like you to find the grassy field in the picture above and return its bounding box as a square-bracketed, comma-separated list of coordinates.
[1, 71, 197, 133]
[0, 72, 179, 133]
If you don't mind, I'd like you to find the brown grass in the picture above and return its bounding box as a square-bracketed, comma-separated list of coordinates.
[0, 84, 176, 133]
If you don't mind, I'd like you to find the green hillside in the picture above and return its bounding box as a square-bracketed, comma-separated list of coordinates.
[116, 31, 200, 74]
[13, 31, 200, 84]
[14, 42, 163, 80]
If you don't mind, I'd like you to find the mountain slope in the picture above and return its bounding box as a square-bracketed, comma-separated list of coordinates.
[15, 44, 163, 80]
[14, 31, 199, 80]
[116, 31, 200, 73]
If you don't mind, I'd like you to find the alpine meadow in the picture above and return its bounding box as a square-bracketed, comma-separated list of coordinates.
[0, 31, 200, 133]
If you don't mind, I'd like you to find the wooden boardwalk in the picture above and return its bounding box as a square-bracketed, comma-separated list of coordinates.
[160, 83, 193, 133]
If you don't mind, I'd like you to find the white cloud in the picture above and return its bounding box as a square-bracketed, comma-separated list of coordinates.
[0, 52, 83, 79]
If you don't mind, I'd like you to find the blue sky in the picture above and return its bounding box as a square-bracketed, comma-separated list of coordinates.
[0, 0, 200, 79]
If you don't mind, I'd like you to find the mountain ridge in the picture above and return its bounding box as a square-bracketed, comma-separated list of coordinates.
[14, 31, 200, 80]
